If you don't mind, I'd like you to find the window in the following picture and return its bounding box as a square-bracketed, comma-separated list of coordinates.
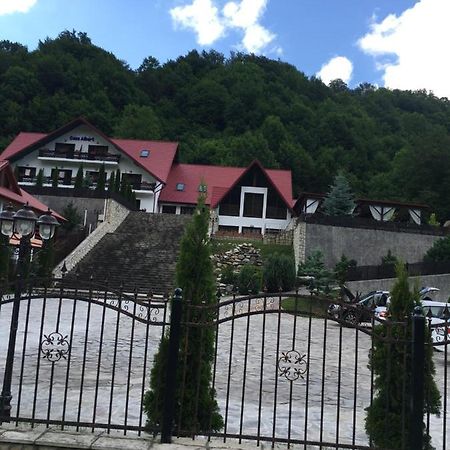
[176, 183, 185, 191]
[88, 145, 108, 159]
[54, 143, 75, 158]
[140, 149, 150, 158]
[198, 184, 207, 193]
[243, 193, 264, 218]
[122, 173, 142, 190]
[181, 206, 195, 215]
[162, 205, 176, 214]
[51, 169, 72, 186]
[266, 188, 287, 219]
[17, 167, 36, 182]
[242, 226, 262, 235]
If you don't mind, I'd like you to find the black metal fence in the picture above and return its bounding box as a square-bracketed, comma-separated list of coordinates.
[0, 276, 169, 434]
[0, 278, 448, 449]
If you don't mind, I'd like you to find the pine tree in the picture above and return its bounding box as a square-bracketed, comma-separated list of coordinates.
[96, 164, 106, 191]
[35, 169, 44, 187]
[52, 168, 59, 188]
[365, 262, 440, 449]
[144, 195, 223, 433]
[74, 165, 84, 189]
[322, 173, 355, 216]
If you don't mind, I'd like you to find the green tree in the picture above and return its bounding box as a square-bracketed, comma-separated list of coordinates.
[144, 195, 223, 433]
[35, 239, 55, 279]
[114, 168, 121, 192]
[61, 202, 82, 232]
[113, 104, 161, 139]
[321, 173, 355, 216]
[51, 168, 59, 188]
[74, 165, 84, 189]
[96, 164, 106, 191]
[35, 169, 44, 187]
[424, 236, 450, 262]
[263, 253, 296, 292]
[365, 262, 440, 449]
[334, 254, 356, 286]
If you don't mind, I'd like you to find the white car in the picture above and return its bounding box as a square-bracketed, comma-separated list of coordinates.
[422, 300, 450, 351]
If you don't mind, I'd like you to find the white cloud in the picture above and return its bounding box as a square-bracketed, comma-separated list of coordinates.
[0, 0, 37, 15]
[170, 0, 225, 46]
[358, 0, 450, 98]
[317, 56, 353, 85]
[170, 0, 277, 54]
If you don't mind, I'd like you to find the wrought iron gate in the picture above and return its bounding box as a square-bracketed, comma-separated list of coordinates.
[174, 291, 449, 450]
[0, 276, 169, 434]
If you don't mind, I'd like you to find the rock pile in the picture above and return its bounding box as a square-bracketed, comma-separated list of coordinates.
[212, 243, 263, 291]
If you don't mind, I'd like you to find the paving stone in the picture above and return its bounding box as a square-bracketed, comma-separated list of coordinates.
[92, 435, 152, 450]
[35, 430, 100, 448]
[0, 428, 45, 444]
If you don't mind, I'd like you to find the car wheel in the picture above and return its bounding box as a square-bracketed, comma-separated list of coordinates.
[344, 310, 358, 326]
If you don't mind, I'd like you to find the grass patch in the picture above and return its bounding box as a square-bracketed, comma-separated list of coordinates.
[281, 295, 330, 318]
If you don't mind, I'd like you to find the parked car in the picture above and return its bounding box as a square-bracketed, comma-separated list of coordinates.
[421, 300, 450, 351]
[328, 290, 389, 325]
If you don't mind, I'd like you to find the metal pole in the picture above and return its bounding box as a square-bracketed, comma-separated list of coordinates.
[161, 288, 183, 443]
[0, 236, 29, 422]
[410, 306, 425, 450]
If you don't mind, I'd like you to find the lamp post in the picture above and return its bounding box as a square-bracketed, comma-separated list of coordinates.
[0, 204, 59, 421]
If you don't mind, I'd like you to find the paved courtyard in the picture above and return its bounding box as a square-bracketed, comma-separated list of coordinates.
[0, 295, 447, 449]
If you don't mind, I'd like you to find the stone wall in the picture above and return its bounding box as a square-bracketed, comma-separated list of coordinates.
[348, 273, 450, 300]
[53, 198, 130, 275]
[30, 194, 106, 230]
[262, 229, 294, 245]
[294, 218, 442, 269]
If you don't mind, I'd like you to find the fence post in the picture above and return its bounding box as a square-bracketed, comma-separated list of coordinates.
[410, 306, 425, 450]
[161, 288, 183, 444]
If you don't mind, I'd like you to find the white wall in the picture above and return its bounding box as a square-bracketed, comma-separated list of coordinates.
[11, 124, 159, 211]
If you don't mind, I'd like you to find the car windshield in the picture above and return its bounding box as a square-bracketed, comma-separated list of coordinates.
[422, 305, 446, 318]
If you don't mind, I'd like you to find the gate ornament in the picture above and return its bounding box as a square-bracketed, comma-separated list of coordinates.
[40, 332, 71, 362]
[278, 350, 308, 381]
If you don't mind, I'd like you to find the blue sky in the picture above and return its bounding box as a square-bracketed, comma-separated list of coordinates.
[1, 0, 449, 97]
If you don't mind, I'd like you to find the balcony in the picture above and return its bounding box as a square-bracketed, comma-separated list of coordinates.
[38, 148, 121, 164]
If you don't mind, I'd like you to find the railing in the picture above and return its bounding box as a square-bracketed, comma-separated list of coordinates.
[38, 148, 121, 163]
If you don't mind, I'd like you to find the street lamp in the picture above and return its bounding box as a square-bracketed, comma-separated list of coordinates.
[0, 203, 59, 421]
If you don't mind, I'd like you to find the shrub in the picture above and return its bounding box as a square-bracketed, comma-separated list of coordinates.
[334, 254, 356, 286]
[298, 250, 334, 294]
[424, 235, 450, 262]
[263, 253, 296, 292]
[220, 265, 237, 286]
[237, 265, 262, 294]
[381, 249, 398, 266]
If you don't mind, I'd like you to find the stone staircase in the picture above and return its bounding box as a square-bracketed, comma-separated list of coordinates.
[67, 212, 190, 294]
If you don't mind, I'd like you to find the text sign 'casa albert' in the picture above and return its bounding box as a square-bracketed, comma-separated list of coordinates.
[68, 135, 95, 142]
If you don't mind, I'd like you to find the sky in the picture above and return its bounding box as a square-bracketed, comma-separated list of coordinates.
[1, 0, 449, 97]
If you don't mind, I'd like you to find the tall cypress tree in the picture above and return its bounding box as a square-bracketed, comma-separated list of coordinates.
[365, 262, 440, 449]
[96, 164, 106, 191]
[74, 165, 84, 189]
[144, 195, 223, 433]
[114, 168, 121, 192]
[108, 171, 115, 194]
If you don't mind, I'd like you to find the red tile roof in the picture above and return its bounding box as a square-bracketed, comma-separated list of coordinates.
[111, 138, 178, 183]
[1, 118, 179, 183]
[0, 160, 64, 221]
[160, 161, 294, 210]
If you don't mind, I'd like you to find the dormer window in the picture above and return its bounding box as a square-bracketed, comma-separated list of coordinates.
[140, 149, 150, 158]
[176, 183, 185, 191]
[198, 184, 207, 193]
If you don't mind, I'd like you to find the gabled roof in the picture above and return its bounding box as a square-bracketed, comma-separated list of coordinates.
[1, 117, 179, 184]
[0, 161, 64, 220]
[160, 160, 294, 210]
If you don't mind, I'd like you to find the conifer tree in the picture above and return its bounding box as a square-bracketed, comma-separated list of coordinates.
[365, 262, 440, 449]
[96, 164, 106, 191]
[52, 168, 59, 188]
[74, 165, 84, 189]
[35, 169, 44, 187]
[322, 173, 355, 216]
[144, 194, 223, 433]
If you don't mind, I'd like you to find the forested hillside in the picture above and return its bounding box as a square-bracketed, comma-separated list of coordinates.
[1, 31, 450, 219]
